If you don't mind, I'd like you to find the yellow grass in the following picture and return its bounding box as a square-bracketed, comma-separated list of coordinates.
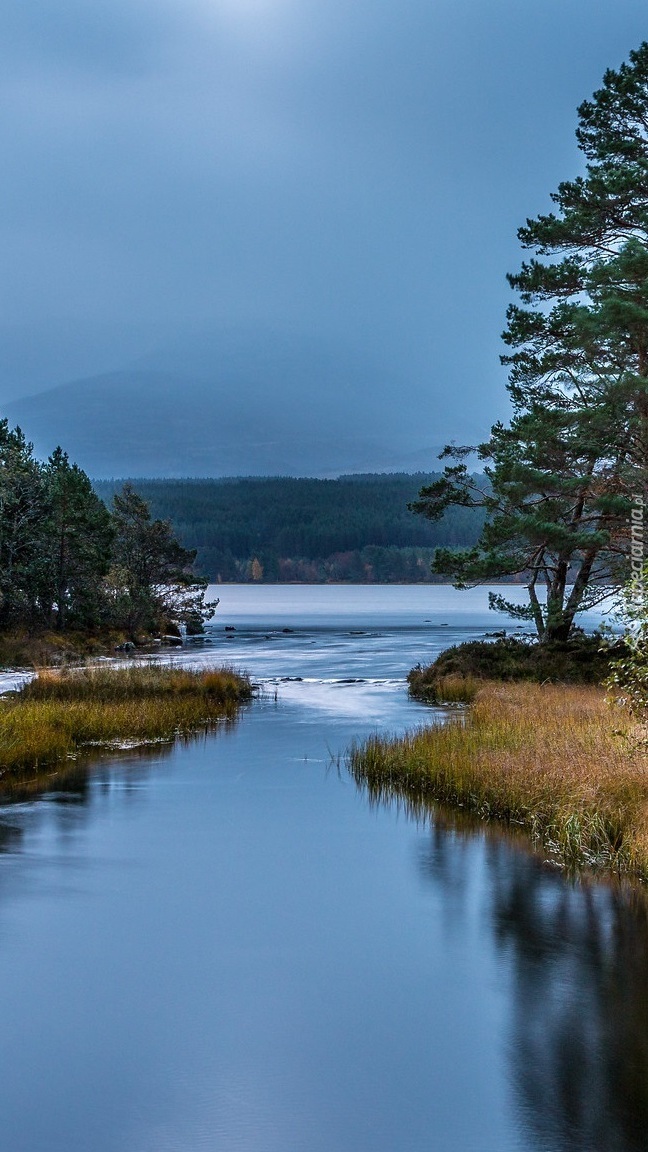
[349, 681, 648, 879]
[0, 663, 253, 789]
[421, 674, 479, 704]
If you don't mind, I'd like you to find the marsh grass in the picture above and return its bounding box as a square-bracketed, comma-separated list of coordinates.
[349, 682, 648, 880]
[20, 663, 250, 703]
[0, 663, 253, 788]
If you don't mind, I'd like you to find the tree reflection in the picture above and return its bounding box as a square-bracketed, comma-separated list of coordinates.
[421, 817, 648, 1152]
[0, 716, 241, 855]
[0, 817, 23, 856]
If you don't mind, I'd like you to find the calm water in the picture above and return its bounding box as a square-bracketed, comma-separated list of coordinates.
[0, 585, 646, 1152]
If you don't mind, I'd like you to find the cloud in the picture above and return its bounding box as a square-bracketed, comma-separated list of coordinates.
[0, 0, 647, 444]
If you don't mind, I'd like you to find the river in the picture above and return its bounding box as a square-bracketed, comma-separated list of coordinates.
[0, 585, 646, 1152]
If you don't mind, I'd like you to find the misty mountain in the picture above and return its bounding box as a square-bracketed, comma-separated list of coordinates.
[3, 336, 447, 477]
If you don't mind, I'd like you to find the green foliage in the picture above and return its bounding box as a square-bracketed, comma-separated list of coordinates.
[0, 427, 115, 631]
[108, 484, 217, 635]
[93, 474, 486, 582]
[0, 421, 48, 627]
[0, 425, 214, 639]
[413, 44, 648, 640]
[606, 568, 648, 718]
[40, 448, 114, 629]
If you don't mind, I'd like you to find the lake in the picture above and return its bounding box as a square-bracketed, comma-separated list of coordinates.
[0, 584, 646, 1152]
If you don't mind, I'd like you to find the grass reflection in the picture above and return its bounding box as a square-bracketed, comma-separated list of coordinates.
[0, 663, 251, 800]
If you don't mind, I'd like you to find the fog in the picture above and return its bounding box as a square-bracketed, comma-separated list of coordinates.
[1, 1, 647, 468]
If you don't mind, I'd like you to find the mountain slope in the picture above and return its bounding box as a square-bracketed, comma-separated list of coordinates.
[4, 339, 445, 476]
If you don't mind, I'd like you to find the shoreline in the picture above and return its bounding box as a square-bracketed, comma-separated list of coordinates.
[0, 664, 253, 799]
[349, 680, 648, 882]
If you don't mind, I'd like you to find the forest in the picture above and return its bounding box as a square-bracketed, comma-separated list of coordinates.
[93, 474, 486, 583]
[0, 421, 215, 646]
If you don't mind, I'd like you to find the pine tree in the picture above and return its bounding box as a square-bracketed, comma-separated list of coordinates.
[414, 44, 648, 640]
[0, 421, 47, 627]
[40, 448, 114, 630]
[505, 42, 648, 479]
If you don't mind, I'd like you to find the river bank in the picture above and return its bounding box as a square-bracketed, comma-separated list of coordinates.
[350, 679, 648, 879]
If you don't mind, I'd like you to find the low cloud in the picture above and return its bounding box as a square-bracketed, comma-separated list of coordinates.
[0, 0, 646, 448]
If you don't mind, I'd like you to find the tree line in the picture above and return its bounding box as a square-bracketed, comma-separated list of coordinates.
[413, 43, 648, 642]
[93, 474, 487, 583]
[0, 422, 214, 637]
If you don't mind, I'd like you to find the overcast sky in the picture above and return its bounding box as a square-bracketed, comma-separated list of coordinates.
[1, 0, 647, 442]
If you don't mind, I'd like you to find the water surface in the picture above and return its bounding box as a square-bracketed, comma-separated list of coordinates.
[0, 585, 644, 1152]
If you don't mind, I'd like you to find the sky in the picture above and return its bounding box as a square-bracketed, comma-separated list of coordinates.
[1, 0, 648, 448]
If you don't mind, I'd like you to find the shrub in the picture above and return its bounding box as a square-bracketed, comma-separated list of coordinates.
[408, 635, 616, 701]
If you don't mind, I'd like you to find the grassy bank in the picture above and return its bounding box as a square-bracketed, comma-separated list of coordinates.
[0, 628, 188, 668]
[0, 663, 253, 793]
[349, 681, 648, 880]
[0, 629, 122, 668]
[407, 636, 615, 702]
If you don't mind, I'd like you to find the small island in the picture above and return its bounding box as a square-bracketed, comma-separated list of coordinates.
[0, 663, 253, 797]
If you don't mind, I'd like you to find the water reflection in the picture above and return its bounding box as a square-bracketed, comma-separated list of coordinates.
[420, 817, 648, 1152]
[0, 580, 640, 1152]
[0, 717, 243, 915]
[0, 817, 23, 855]
[0, 712, 242, 807]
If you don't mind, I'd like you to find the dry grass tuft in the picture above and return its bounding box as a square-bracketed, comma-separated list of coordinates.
[349, 681, 648, 879]
[416, 674, 479, 705]
[20, 662, 250, 703]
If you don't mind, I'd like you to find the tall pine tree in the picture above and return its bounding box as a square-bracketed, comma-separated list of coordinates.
[414, 44, 648, 640]
[0, 421, 47, 628]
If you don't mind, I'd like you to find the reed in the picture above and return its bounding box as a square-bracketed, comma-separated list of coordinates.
[408, 672, 478, 705]
[349, 681, 648, 879]
[20, 662, 250, 703]
[0, 663, 253, 786]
